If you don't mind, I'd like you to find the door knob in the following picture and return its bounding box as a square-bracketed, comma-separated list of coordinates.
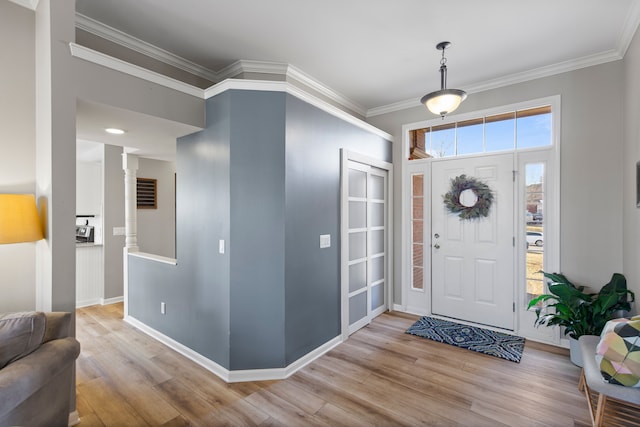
[434, 233, 440, 238]
[433, 243, 440, 249]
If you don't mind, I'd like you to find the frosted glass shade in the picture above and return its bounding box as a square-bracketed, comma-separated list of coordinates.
[0, 194, 44, 244]
[421, 89, 467, 117]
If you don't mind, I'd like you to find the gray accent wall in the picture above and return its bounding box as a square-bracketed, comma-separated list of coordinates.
[284, 95, 391, 364]
[130, 91, 232, 367]
[228, 91, 287, 369]
[128, 88, 391, 371]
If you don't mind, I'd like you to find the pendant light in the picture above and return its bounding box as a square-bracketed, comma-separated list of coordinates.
[420, 41, 467, 118]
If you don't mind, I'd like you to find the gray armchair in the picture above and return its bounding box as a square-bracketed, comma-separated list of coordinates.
[0, 311, 81, 427]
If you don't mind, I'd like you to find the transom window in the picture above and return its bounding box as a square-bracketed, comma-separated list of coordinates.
[409, 105, 551, 159]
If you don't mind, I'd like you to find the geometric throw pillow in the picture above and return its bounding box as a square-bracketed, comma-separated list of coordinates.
[595, 315, 640, 387]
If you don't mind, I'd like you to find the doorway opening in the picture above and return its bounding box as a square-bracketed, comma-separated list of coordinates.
[401, 96, 560, 341]
[340, 150, 393, 339]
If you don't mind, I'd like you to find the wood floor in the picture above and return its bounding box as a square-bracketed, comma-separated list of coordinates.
[75, 303, 592, 426]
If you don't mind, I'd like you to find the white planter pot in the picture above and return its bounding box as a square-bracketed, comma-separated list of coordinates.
[569, 336, 583, 367]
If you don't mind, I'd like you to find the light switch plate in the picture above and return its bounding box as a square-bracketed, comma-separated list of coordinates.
[320, 234, 331, 248]
[219, 239, 225, 254]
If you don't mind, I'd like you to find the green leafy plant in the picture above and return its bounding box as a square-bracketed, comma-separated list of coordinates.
[527, 272, 635, 339]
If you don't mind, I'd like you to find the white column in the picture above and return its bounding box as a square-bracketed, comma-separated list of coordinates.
[122, 153, 139, 318]
[122, 153, 139, 251]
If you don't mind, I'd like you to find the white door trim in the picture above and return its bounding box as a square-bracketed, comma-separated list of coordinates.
[399, 95, 561, 344]
[340, 149, 393, 341]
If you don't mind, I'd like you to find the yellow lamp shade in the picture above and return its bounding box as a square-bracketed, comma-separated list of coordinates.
[0, 194, 44, 244]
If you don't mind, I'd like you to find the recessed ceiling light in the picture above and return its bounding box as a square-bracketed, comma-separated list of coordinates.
[105, 128, 125, 135]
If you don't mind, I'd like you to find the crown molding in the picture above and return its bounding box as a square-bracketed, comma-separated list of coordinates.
[68, 43, 391, 141]
[366, 98, 422, 118]
[368, 5, 640, 118]
[74, 15, 366, 117]
[8, 0, 39, 10]
[216, 59, 289, 80]
[286, 64, 367, 117]
[216, 60, 367, 117]
[75, 13, 219, 83]
[617, 1, 640, 55]
[366, 48, 625, 118]
[69, 42, 205, 98]
[205, 79, 392, 141]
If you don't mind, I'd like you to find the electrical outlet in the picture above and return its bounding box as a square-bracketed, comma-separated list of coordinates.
[320, 234, 331, 248]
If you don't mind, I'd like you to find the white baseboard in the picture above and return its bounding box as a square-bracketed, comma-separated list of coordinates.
[228, 336, 342, 383]
[76, 299, 102, 308]
[75, 296, 124, 309]
[397, 305, 429, 317]
[124, 315, 342, 383]
[68, 410, 80, 426]
[101, 296, 124, 305]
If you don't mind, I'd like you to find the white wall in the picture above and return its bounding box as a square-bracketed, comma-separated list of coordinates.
[624, 27, 640, 303]
[137, 158, 176, 258]
[367, 60, 625, 301]
[0, 1, 36, 312]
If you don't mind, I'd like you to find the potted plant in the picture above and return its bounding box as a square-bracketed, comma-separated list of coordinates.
[527, 271, 635, 366]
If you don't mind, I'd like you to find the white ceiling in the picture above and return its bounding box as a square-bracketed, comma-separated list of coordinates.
[73, 0, 640, 161]
[76, 99, 201, 162]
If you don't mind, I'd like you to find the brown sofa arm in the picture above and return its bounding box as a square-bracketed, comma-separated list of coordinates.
[43, 312, 71, 343]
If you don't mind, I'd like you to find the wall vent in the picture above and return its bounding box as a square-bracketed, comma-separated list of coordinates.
[137, 178, 157, 209]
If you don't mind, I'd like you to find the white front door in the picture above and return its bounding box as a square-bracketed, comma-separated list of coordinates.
[431, 154, 515, 330]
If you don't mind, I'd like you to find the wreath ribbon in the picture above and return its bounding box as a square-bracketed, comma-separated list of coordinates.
[442, 174, 493, 220]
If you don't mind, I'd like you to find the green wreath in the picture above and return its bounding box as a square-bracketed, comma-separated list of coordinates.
[442, 174, 494, 220]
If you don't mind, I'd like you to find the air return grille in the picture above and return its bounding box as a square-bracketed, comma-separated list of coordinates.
[137, 178, 157, 209]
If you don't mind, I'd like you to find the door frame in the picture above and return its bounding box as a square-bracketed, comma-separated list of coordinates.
[340, 149, 394, 341]
[399, 95, 561, 342]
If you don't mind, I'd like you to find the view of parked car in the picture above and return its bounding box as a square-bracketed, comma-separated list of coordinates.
[526, 231, 543, 247]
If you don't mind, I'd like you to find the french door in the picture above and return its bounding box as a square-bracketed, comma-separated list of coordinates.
[341, 151, 392, 338]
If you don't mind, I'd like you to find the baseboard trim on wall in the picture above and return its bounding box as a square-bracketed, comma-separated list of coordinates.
[76, 299, 102, 309]
[227, 336, 342, 383]
[393, 303, 428, 317]
[76, 296, 124, 309]
[402, 305, 429, 317]
[68, 410, 80, 426]
[124, 315, 342, 383]
[101, 296, 124, 305]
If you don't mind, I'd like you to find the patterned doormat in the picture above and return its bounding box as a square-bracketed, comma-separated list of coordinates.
[406, 316, 525, 363]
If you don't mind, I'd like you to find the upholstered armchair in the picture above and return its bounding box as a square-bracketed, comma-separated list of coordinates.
[0, 311, 81, 427]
